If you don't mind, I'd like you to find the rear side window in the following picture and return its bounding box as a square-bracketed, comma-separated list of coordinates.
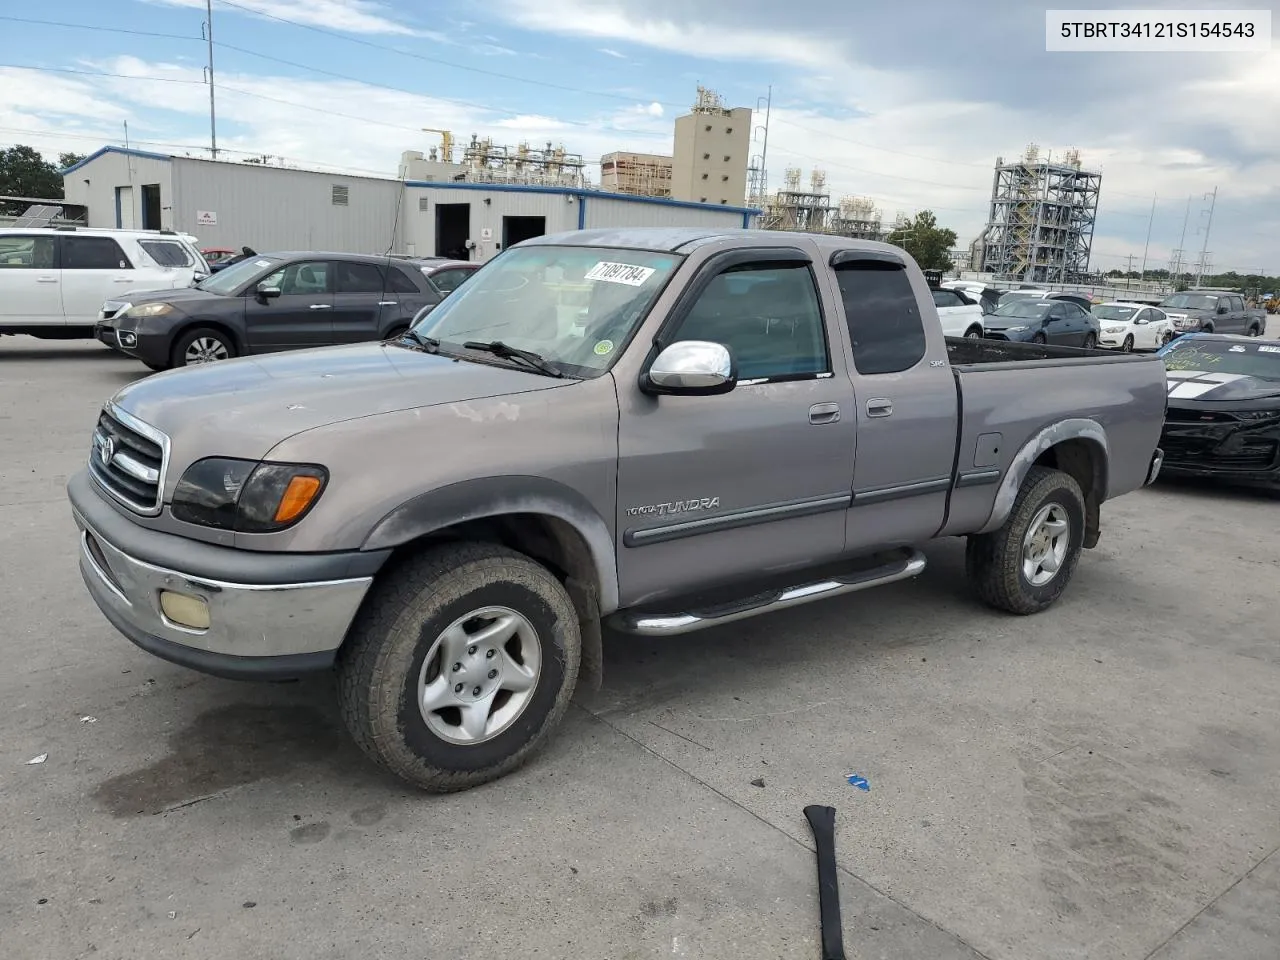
[139, 239, 194, 267]
[430, 267, 473, 294]
[62, 236, 131, 270]
[0, 235, 55, 269]
[835, 262, 927, 375]
[931, 289, 965, 308]
[387, 266, 423, 295]
[334, 261, 386, 294]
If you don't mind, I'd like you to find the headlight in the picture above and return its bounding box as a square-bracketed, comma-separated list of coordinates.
[123, 302, 175, 318]
[1104, 326, 1125, 334]
[171, 458, 328, 532]
[1005, 325, 1028, 332]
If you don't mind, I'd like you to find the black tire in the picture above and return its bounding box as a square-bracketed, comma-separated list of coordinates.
[965, 465, 1086, 615]
[1031, 333, 1047, 344]
[171, 326, 236, 368]
[1121, 335, 1134, 352]
[964, 325, 983, 339]
[1248, 325, 1261, 338]
[1083, 333, 1097, 349]
[338, 542, 582, 792]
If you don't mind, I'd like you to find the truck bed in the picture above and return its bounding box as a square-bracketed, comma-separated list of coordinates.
[945, 336, 1159, 368]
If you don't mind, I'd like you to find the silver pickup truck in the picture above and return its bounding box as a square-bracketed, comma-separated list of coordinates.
[68, 228, 1167, 791]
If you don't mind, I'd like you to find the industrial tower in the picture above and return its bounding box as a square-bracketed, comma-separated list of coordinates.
[980, 145, 1102, 283]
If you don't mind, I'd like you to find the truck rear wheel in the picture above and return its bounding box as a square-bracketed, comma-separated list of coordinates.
[338, 541, 581, 791]
[965, 466, 1086, 615]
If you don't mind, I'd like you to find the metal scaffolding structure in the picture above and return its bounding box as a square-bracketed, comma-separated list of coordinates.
[600, 151, 673, 198]
[437, 134, 587, 188]
[759, 169, 884, 239]
[980, 144, 1101, 283]
[830, 195, 883, 240]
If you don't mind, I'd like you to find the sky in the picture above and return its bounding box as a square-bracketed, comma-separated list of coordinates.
[1, 0, 1277, 273]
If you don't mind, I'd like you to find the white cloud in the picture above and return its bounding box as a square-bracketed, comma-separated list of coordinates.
[644, 102, 664, 118]
[147, 0, 422, 36]
[599, 48, 628, 59]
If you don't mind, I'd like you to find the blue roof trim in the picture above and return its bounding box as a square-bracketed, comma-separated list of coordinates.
[404, 179, 761, 216]
[61, 145, 171, 175]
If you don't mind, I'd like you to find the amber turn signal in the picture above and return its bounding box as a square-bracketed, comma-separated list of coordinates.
[274, 474, 323, 524]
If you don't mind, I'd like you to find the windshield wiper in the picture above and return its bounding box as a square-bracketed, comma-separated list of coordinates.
[462, 340, 564, 378]
[395, 328, 440, 353]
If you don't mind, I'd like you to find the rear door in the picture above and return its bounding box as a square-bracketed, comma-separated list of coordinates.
[243, 259, 334, 353]
[831, 252, 959, 552]
[330, 260, 393, 343]
[0, 234, 62, 325]
[59, 235, 135, 325]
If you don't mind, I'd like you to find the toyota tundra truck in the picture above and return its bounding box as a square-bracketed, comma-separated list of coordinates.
[68, 228, 1168, 792]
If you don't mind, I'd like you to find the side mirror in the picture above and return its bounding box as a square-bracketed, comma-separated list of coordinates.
[412, 303, 436, 325]
[642, 340, 736, 396]
[257, 281, 282, 299]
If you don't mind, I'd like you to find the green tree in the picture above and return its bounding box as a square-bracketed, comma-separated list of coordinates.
[58, 152, 87, 170]
[0, 145, 64, 199]
[884, 210, 957, 272]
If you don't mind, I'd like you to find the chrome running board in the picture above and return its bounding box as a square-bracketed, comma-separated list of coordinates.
[608, 548, 927, 637]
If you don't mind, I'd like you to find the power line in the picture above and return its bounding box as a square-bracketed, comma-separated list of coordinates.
[0, 15, 198, 42]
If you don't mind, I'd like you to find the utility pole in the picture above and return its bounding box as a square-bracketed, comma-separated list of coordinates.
[1169, 195, 1191, 282]
[1124, 253, 1136, 275]
[203, 0, 218, 159]
[1196, 186, 1217, 286]
[1139, 194, 1156, 281]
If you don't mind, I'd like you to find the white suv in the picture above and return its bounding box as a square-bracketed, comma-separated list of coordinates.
[0, 227, 209, 340]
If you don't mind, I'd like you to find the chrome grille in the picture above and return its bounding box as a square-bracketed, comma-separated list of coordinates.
[88, 405, 169, 515]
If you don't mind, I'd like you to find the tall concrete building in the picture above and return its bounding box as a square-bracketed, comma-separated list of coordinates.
[671, 87, 751, 207]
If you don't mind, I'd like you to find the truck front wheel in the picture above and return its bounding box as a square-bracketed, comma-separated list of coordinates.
[965, 466, 1086, 615]
[338, 542, 582, 791]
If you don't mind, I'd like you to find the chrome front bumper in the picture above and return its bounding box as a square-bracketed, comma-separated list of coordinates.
[74, 510, 374, 677]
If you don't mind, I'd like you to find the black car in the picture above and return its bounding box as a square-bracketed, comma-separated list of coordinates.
[96, 252, 445, 370]
[1155, 333, 1280, 486]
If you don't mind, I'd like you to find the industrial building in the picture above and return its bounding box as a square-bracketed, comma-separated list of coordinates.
[671, 87, 752, 206]
[979, 144, 1102, 283]
[600, 152, 673, 198]
[397, 132, 587, 188]
[758, 168, 884, 240]
[60, 147, 757, 262]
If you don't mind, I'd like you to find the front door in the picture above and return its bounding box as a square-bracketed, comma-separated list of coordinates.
[244, 259, 334, 353]
[615, 251, 856, 607]
[1044, 303, 1076, 344]
[0, 234, 62, 325]
[330, 259, 394, 343]
[831, 254, 959, 552]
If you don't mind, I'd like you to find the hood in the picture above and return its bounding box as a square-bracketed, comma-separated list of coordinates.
[119, 286, 224, 307]
[1164, 368, 1280, 402]
[110, 342, 573, 461]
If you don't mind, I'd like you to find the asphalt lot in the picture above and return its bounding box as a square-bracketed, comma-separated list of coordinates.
[2, 334, 1278, 960]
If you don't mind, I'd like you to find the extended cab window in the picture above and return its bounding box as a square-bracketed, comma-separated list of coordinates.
[672, 262, 829, 381]
[62, 236, 130, 270]
[0, 235, 55, 269]
[836, 261, 927, 375]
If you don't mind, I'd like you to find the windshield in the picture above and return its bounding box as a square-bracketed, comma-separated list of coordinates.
[415, 245, 681, 377]
[1158, 338, 1280, 380]
[993, 300, 1051, 320]
[1160, 293, 1218, 310]
[196, 256, 281, 295]
[1093, 305, 1139, 321]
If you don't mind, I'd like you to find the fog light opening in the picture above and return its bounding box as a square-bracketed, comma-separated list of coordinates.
[159, 590, 211, 630]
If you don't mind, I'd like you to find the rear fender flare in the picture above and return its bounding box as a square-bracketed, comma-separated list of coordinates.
[976, 419, 1109, 535]
[361, 476, 619, 614]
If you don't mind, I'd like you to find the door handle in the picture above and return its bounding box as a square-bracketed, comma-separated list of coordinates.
[309, 304, 332, 310]
[866, 398, 893, 418]
[377, 300, 397, 306]
[36, 276, 58, 283]
[808, 402, 841, 425]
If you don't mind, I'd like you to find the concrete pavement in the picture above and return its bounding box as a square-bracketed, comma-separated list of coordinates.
[2, 337, 1277, 960]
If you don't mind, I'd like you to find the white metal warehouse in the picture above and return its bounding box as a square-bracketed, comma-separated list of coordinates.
[60, 148, 758, 261]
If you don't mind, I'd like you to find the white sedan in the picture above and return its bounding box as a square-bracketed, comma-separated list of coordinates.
[1091, 301, 1174, 351]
